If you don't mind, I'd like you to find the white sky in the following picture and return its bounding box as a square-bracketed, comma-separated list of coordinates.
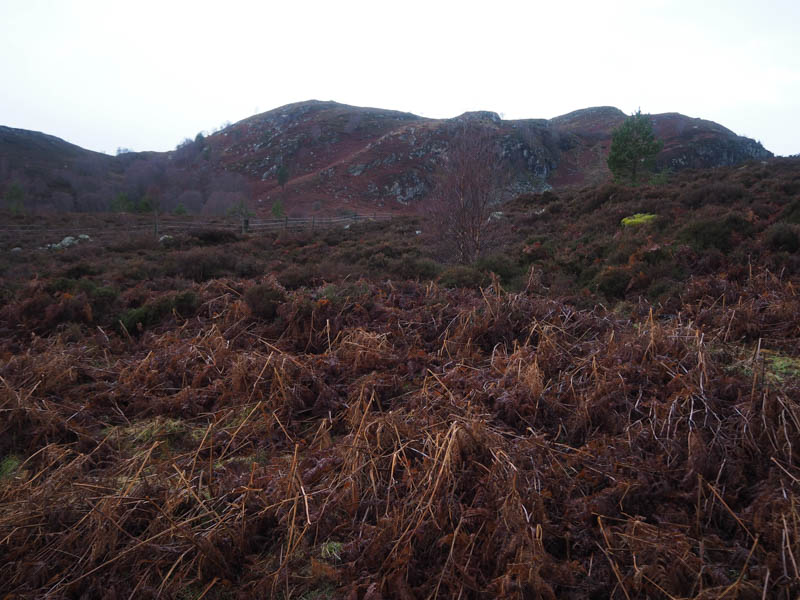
[1, 0, 798, 156]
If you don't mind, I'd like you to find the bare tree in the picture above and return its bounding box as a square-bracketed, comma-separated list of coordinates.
[429, 124, 507, 264]
[122, 155, 167, 207]
[202, 172, 249, 216]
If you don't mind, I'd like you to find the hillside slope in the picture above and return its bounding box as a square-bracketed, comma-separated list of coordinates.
[1, 101, 773, 215]
[0, 126, 120, 211]
[205, 101, 770, 213]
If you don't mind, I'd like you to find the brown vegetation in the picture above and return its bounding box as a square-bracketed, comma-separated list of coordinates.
[1, 272, 799, 598]
[1, 159, 800, 598]
[428, 124, 507, 263]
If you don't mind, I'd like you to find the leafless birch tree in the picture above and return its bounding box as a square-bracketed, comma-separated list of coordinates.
[429, 125, 507, 264]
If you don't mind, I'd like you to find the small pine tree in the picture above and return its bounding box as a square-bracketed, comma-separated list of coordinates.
[110, 192, 133, 212]
[4, 183, 25, 214]
[137, 195, 154, 214]
[227, 198, 253, 233]
[607, 110, 663, 184]
[271, 199, 285, 219]
[276, 164, 289, 189]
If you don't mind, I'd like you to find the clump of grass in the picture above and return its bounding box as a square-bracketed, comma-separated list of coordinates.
[278, 264, 319, 289]
[119, 290, 198, 333]
[725, 348, 800, 384]
[438, 265, 488, 289]
[170, 247, 238, 282]
[764, 223, 799, 253]
[678, 213, 754, 252]
[320, 540, 343, 562]
[621, 213, 657, 227]
[45, 277, 79, 294]
[299, 584, 336, 600]
[64, 262, 101, 278]
[387, 257, 441, 280]
[765, 352, 800, 382]
[244, 284, 286, 319]
[475, 254, 524, 286]
[188, 229, 240, 245]
[0, 455, 21, 480]
[595, 266, 631, 299]
[680, 182, 746, 208]
[782, 198, 800, 224]
[317, 281, 370, 308]
[90, 285, 119, 308]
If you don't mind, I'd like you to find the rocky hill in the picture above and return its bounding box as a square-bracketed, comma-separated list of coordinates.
[193, 100, 772, 214]
[1, 101, 773, 215]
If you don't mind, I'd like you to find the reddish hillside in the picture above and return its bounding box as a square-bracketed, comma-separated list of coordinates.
[1, 101, 772, 216]
[199, 101, 771, 216]
[547, 107, 772, 187]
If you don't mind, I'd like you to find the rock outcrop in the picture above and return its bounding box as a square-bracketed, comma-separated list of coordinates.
[1, 101, 773, 216]
[201, 101, 771, 212]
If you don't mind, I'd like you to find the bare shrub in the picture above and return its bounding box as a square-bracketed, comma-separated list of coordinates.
[428, 125, 508, 263]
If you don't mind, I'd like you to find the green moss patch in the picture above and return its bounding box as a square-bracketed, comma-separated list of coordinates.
[621, 213, 658, 227]
[0, 455, 21, 480]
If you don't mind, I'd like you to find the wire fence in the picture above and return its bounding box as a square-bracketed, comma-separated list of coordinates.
[0, 213, 394, 247]
[226, 213, 393, 233]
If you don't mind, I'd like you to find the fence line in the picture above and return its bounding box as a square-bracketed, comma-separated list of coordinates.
[0, 213, 394, 246]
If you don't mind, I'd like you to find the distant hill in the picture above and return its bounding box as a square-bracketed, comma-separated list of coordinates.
[0, 101, 773, 215]
[0, 125, 111, 170]
[0, 126, 122, 211]
[196, 101, 771, 213]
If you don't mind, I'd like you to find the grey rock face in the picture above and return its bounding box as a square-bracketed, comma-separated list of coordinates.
[663, 138, 772, 170]
[454, 111, 502, 123]
[385, 172, 427, 204]
[43, 234, 91, 250]
[348, 163, 366, 177]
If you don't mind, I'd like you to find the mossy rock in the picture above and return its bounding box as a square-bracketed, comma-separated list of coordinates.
[621, 213, 658, 227]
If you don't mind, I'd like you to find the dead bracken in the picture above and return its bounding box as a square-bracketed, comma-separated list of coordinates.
[0, 267, 799, 599]
[1, 159, 800, 598]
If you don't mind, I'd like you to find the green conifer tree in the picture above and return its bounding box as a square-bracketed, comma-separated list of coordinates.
[276, 164, 289, 189]
[271, 199, 285, 219]
[607, 110, 663, 184]
[4, 183, 25, 214]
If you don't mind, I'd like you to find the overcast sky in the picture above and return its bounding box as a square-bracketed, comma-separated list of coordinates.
[1, 0, 798, 156]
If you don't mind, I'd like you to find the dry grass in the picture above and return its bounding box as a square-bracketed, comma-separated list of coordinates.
[1, 272, 799, 599]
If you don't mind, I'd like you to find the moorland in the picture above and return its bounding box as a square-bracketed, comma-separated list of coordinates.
[1, 149, 800, 597]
